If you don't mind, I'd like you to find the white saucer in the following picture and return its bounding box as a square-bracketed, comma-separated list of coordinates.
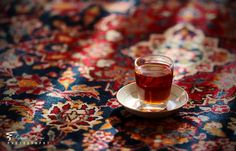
[116, 82, 189, 118]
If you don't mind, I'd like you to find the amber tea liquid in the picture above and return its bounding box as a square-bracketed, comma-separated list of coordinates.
[135, 62, 173, 105]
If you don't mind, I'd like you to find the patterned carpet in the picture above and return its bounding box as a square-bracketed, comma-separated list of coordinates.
[0, 0, 236, 150]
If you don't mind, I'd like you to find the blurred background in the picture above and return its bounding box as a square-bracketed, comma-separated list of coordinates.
[0, 0, 236, 46]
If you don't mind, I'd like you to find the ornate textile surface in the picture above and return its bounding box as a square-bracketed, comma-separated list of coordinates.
[0, 0, 236, 150]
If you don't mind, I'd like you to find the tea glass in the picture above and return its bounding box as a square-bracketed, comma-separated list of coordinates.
[134, 55, 174, 110]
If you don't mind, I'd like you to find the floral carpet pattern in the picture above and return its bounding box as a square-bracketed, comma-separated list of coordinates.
[0, 0, 236, 150]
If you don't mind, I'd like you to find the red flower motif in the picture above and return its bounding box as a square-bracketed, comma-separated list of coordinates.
[106, 98, 121, 108]
[51, 106, 60, 114]
[41, 101, 103, 133]
[211, 105, 230, 114]
[83, 130, 113, 151]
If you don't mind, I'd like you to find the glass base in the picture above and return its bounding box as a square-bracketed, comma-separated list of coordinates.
[139, 102, 167, 112]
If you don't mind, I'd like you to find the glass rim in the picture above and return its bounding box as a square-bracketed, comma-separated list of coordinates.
[134, 55, 174, 67]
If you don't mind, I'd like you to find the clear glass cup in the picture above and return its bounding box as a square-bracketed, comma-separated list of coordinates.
[134, 55, 174, 110]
